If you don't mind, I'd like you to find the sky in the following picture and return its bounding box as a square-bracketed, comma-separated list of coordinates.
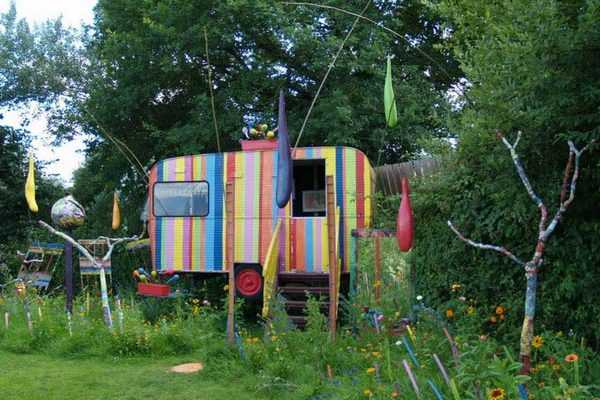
[1, 0, 98, 185]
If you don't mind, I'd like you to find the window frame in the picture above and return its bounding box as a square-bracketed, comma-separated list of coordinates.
[291, 158, 327, 218]
[152, 180, 210, 218]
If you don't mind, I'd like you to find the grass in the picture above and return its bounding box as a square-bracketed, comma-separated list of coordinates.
[0, 350, 264, 400]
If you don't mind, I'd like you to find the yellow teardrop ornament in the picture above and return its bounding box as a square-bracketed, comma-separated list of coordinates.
[112, 191, 121, 230]
[25, 154, 38, 213]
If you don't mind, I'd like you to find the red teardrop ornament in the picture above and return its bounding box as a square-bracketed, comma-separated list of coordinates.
[396, 177, 414, 252]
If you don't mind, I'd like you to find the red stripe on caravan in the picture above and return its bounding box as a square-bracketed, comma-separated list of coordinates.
[356, 151, 365, 229]
[295, 219, 305, 272]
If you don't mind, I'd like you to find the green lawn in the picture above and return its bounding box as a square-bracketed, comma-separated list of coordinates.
[0, 351, 263, 400]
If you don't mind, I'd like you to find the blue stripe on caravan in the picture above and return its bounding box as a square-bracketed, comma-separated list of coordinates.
[205, 155, 216, 271]
[304, 147, 314, 272]
[155, 160, 164, 269]
[213, 153, 224, 271]
[306, 220, 313, 272]
[335, 147, 344, 267]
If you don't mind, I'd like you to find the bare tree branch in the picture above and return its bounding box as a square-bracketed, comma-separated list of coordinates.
[498, 131, 549, 233]
[447, 220, 525, 266]
[38, 222, 141, 266]
[541, 140, 593, 242]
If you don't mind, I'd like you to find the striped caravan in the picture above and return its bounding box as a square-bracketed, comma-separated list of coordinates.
[148, 146, 374, 275]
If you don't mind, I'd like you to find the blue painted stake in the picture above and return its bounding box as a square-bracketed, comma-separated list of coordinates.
[518, 383, 528, 399]
[427, 379, 445, 400]
[403, 335, 420, 368]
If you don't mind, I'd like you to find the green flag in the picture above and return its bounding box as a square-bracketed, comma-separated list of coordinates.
[384, 56, 398, 128]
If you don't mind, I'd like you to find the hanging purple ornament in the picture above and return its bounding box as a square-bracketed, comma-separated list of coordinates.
[276, 90, 293, 208]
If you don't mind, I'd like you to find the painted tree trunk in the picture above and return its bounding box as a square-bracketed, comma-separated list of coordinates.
[99, 266, 113, 330]
[519, 264, 538, 374]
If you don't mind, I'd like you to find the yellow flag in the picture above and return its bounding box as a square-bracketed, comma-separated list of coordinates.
[25, 154, 38, 213]
[112, 191, 121, 230]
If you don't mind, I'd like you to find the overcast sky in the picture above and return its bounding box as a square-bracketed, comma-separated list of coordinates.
[1, 0, 97, 185]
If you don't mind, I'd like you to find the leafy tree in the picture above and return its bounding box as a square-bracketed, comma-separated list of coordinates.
[65, 0, 461, 236]
[412, 0, 600, 348]
[0, 3, 71, 263]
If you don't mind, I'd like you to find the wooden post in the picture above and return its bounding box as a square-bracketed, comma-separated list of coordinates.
[225, 181, 236, 344]
[326, 176, 337, 339]
[374, 236, 382, 304]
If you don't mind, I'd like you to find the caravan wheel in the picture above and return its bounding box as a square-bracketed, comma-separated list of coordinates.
[235, 264, 263, 301]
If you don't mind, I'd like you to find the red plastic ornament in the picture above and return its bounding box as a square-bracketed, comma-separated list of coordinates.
[396, 177, 414, 252]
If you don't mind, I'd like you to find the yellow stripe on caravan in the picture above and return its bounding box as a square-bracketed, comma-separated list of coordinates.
[173, 217, 184, 270]
[322, 147, 336, 176]
[175, 157, 185, 180]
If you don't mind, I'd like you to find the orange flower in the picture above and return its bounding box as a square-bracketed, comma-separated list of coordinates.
[565, 353, 579, 363]
[446, 308, 455, 318]
[488, 387, 505, 400]
[495, 306, 505, 315]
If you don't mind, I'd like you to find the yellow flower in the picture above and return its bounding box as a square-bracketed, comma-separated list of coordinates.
[373, 280, 382, 288]
[451, 283, 462, 292]
[223, 285, 229, 291]
[488, 387, 505, 400]
[467, 306, 476, 315]
[363, 389, 373, 397]
[366, 367, 376, 374]
[495, 306, 505, 315]
[565, 353, 579, 363]
[372, 351, 382, 358]
[532, 335, 543, 349]
[446, 308, 455, 318]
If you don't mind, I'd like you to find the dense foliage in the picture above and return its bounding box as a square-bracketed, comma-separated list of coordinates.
[64, 0, 460, 234]
[0, 5, 71, 266]
[409, 0, 600, 349]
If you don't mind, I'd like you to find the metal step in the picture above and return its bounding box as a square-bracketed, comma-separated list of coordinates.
[284, 300, 329, 309]
[279, 286, 329, 295]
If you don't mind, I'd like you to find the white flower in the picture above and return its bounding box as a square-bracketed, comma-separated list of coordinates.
[395, 340, 403, 346]
[416, 295, 423, 301]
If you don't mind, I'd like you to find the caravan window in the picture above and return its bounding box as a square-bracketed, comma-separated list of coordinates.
[292, 159, 326, 217]
[153, 182, 209, 217]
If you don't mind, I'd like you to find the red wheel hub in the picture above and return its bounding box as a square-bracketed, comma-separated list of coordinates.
[236, 269, 262, 297]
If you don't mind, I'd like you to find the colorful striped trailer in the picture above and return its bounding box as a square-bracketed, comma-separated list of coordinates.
[148, 143, 374, 301]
